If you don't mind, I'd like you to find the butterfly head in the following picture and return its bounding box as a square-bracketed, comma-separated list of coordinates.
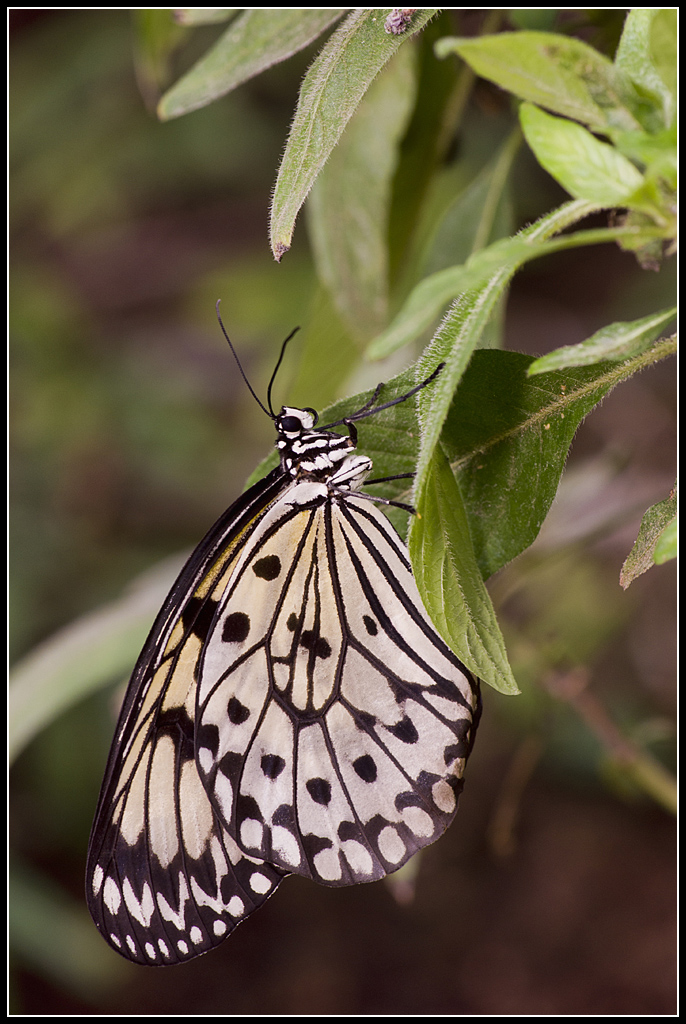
[275, 405, 356, 479]
[275, 406, 319, 437]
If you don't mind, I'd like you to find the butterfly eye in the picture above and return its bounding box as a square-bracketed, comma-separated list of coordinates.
[278, 407, 317, 434]
[278, 415, 304, 434]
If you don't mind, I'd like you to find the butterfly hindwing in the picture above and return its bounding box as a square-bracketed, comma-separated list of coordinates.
[196, 473, 480, 886]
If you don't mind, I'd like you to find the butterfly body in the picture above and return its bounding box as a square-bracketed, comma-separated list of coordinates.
[87, 389, 480, 965]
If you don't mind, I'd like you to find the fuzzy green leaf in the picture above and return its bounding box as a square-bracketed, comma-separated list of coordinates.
[650, 9, 677, 109]
[409, 448, 518, 694]
[270, 8, 437, 260]
[621, 485, 677, 587]
[158, 9, 346, 120]
[527, 307, 676, 374]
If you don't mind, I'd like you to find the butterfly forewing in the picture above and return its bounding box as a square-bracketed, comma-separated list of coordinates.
[86, 470, 288, 964]
[87, 378, 480, 965]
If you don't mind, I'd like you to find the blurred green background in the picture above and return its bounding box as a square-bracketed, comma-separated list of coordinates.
[10, 10, 675, 1014]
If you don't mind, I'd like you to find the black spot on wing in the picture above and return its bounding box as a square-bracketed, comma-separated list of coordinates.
[217, 749, 244, 785]
[306, 777, 332, 806]
[196, 721, 219, 758]
[352, 754, 377, 782]
[387, 716, 419, 744]
[362, 614, 378, 636]
[300, 630, 332, 659]
[236, 793, 264, 826]
[228, 696, 250, 725]
[222, 612, 250, 643]
[253, 555, 282, 580]
[261, 754, 286, 779]
[337, 819, 363, 842]
[272, 804, 296, 829]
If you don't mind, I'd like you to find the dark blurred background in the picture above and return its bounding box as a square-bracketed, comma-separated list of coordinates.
[10, 10, 676, 1014]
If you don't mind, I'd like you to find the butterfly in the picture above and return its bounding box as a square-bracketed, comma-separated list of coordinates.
[86, 314, 481, 965]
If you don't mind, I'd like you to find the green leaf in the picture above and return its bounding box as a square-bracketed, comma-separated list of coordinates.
[436, 30, 643, 133]
[8, 556, 183, 762]
[527, 306, 677, 374]
[366, 240, 514, 361]
[621, 484, 677, 587]
[519, 102, 644, 205]
[270, 8, 438, 260]
[307, 44, 417, 338]
[614, 8, 675, 128]
[409, 448, 518, 694]
[440, 351, 627, 579]
[158, 9, 346, 120]
[521, 104, 673, 231]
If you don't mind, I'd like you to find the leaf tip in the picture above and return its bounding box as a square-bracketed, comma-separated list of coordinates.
[433, 35, 464, 59]
[272, 241, 291, 263]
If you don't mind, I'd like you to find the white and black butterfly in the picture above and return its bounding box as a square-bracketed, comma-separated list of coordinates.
[86, 316, 480, 965]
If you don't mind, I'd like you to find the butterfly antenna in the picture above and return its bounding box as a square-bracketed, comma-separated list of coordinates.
[266, 327, 300, 417]
[216, 301, 272, 418]
[322, 362, 445, 430]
